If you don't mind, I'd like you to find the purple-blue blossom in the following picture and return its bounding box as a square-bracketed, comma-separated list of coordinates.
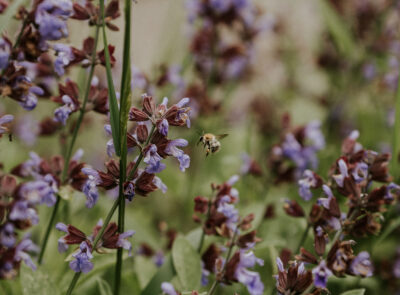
[144, 144, 166, 174]
[298, 170, 318, 201]
[9, 201, 39, 225]
[55, 222, 69, 253]
[350, 252, 373, 277]
[312, 260, 332, 288]
[158, 119, 169, 136]
[161, 282, 178, 295]
[14, 237, 39, 271]
[54, 95, 75, 125]
[234, 250, 264, 295]
[0, 223, 16, 248]
[117, 230, 135, 256]
[69, 241, 93, 273]
[0, 114, 13, 134]
[0, 38, 10, 70]
[53, 44, 74, 76]
[333, 159, 348, 188]
[82, 167, 102, 208]
[165, 139, 190, 172]
[35, 0, 72, 43]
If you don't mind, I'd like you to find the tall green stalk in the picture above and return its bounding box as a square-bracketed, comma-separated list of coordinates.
[38, 25, 101, 265]
[114, 0, 132, 292]
[392, 66, 400, 180]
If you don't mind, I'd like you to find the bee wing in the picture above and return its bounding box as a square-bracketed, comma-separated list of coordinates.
[216, 134, 229, 140]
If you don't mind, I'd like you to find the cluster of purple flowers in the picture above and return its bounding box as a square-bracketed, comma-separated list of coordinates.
[191, 175, 264, 295]
[270, 120, 325, 183]
[56, 220, 134, 273]
[278, 129, 399, 293]
[0, 174, 42, 279]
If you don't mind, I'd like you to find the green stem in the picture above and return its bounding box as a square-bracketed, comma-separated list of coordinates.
[197, 199, 212, 253]
[392, 63, 400, 180]
[64, 126, 155, 295]
[128, 125, 156, 180]
[38, 25, 101, 265]
[114, 0, 132, 292]
[207, 227, 239, 295]
[66, 272, 82, 295]
[37, 196, 60, 264]
[295, 223, 311, 255]
[207, 280, 218, 295]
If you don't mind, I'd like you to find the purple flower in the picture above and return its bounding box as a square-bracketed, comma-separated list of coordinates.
[352, 162, 368, 183]
[82, 167, 101, 208]
[225, 55, 248, 79]
[217, 201, 238, 230]
[161, 282, 178, 295]
[312, 260, 332, 288]
[318, 185, 334, 209]
[0, 114, 13, 134]
[15, 115, 39, 146]
[298, 170, 318, 201]
[234, 251, 264, 295]
[19, 84, 43, 110]
[144, 144, 166, 174]
[14, 237, 39, 271]
[153, 176, 167, 193]
[350, 252, 373, 277]
[124, 181, 135, 201]
[19, 174, 58, 207]
[35, 0, 72, 42]
[20, 152, 42, 178]
[0, 38, 10, 70]
[210, 0, 231, 13]
[54, 95, 75, 125]
[69, 241, 93, 273]
[53, 44, 74, 76]
[175, 97, 191, 127]
[158, 119, 169, 136]
[9, 201, 39, 225]
[117, 230, 135, 256]
[333, 159, 348, 188]
[165, 139, 190, 172]
[385, 183, 400, 201]
[55, 222, 69, 252]
[0, 223, 16, 248]
[305, 121, 325, 150]
[153, 251, 165, 267]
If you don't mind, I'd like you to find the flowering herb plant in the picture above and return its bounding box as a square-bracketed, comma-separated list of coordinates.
[0, 1, 399, 295]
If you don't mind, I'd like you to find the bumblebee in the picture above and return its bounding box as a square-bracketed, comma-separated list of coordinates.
[198, 133, 228, 156]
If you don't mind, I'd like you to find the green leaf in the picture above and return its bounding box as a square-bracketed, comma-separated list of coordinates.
[20, 265, 60, 295]
[96, 278, 113, 295]
[376, 217, 400, 245]
[172, 236, 202, 291]
[340, 289, 366, 295]
[141, 255, 176, 295]
[319, 0, 359, 59]
[100, 1, 121, 156]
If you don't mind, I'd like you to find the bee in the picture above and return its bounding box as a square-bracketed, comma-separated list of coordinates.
[197, 133, 228, 156]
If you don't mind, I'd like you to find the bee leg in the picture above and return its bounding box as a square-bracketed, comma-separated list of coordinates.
[197, 137, 203, 146]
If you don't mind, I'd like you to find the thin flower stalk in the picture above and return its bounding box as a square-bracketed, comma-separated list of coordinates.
[38, 24, 101, 265]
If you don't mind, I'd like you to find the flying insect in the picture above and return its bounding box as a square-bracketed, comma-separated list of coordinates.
[197, 133, 228, 156]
